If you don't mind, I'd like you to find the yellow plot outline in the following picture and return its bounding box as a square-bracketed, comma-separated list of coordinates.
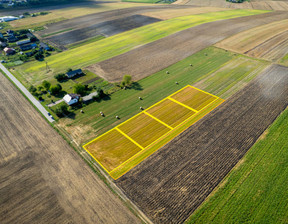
[83, 85, 222, 178]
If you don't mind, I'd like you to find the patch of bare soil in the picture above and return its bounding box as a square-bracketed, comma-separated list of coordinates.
[46, 15, 162, 47]
[0, 72, 140, 223]
[116, 64, 288, 224]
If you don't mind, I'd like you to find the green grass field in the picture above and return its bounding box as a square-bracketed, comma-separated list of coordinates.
[187, 108, 288, 224]
[280, 54, 288, 66]
[17, 9, 267, 80]
[57, 47, 268, 145]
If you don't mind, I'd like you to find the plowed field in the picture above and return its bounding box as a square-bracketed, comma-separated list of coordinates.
[116, 64, 288, 224]
[216, 19, 288, 62]
[88, 11, 288, 82]
[0, 73, 140, 223]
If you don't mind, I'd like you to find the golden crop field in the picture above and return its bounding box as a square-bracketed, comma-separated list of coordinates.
[83, 86, 224, 179]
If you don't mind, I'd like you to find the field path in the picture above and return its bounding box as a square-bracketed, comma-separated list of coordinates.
[116, 64, 288, 223]
[89, 11, 288, 82]
[0, 71, 142, 223]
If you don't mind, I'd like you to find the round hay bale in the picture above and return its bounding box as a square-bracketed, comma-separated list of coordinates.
[166, 71, 169, 74]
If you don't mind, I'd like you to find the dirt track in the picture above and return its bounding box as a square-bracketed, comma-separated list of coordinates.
[116, 64, 288, 224]
[0, 73, 140, 223]
[87, 11, 288, 82]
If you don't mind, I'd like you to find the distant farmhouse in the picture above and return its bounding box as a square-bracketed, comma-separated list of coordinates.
[0, 16, 18, 22]
[66, 69, 83, 78]
[3, 47, 15, 55]
[63, 94, 80, 105]
[16, 39, 31, 46]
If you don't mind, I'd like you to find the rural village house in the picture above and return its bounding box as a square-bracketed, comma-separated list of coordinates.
[3, 47, 15, 55]
[63, 93, 80, 105]
[66, 69, 83, 78]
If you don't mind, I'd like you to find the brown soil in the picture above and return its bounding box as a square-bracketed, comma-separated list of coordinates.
[0, 73, 140, 223]
[38, 5, 196, 36]
[87, 11, 288, 82]
[116, 64, 288, 224]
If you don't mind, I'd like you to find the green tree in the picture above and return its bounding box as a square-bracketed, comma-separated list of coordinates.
[50, 84, 62, 95]
[73, 83, 85, 95]
[55, 104, 68, 117]
[54, 73, 66, 81]
[29, 85, 37, 93]
[42, 80, 51, 91]
[121, 75, 132, 87]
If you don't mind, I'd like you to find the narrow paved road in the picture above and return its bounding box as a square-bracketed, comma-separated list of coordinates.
[0, 63, 55, 122]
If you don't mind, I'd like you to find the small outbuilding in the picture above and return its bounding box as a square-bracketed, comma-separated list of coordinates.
[20, 44, 32, 51]
[66, 69, 83, 78]
[63, 94, 80, 105]
[3, 47, 15, 55]
[39, 42, 50, 51]
[16, 39, 31, 46]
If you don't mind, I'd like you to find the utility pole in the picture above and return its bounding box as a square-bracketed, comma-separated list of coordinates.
[45, 61, 50, 73]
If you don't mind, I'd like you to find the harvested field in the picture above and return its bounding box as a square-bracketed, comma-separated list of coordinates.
[216, 19, 288, 62]
[9, 2, 151, 29]
[20, 9, 266, 78]
[46, 15, 162, 47]
[0, 73, 141, 223]
[38, 5, 196, 37]
[116, 64, 288, 224]
[140, 7, 232, 19]
[88, 11, 288, 82]
[180, 0, 288, 11]
[84, 86, 222, 179]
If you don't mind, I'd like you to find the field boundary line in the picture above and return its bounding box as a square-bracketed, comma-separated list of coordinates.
[83, 144, 112, 174]
[168, 97, 198, 112]
[188, 85, 219, 99]
[110, 98, 225, 179]
[143, 111, 173, 130]
[115, 127, 145, 150]
[83, 128, 116, 147]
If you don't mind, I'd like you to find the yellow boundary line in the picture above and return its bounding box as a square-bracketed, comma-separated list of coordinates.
[109, 97, 224, 176]
[115, 127, 145, 150]
[83, 85, 222, 176]
[188, 85, 219, 98]
[143, 111, 173, 130]
[167, 97, 198, 112]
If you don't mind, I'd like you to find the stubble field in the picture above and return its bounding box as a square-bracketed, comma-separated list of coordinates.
[216, 19, 288, 62]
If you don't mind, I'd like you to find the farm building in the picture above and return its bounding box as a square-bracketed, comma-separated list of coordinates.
[39, 42, 50, 51]
[0, 16, 18, 22]
[3, 47, 15, 55]
[63, 94, 80, 105]
[7, 36, 18, 43]
[20, 44, 32, 51]
[66, 69, 83, 78]
[16, 39, 31, 46]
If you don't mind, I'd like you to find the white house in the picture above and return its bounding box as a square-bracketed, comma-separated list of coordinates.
[63, 94, 80, 105]
[0, 16, 18, 22]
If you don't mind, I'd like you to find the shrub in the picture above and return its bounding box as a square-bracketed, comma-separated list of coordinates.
[54, 73, 66, 81]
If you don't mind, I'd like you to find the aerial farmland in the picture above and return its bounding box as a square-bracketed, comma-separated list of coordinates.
[0, 0, 287, 224]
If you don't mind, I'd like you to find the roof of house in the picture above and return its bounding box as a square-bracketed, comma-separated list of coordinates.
[63, 94, 80, 103]
[20, 44, 32, 50]
[39, 42, 49, 48]
[4, 47, 14, 52]
[16, 39, 31, 45]
[66, 69, 83, 77]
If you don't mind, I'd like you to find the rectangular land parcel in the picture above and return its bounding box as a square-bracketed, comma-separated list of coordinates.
[83, 86, 224, 179]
